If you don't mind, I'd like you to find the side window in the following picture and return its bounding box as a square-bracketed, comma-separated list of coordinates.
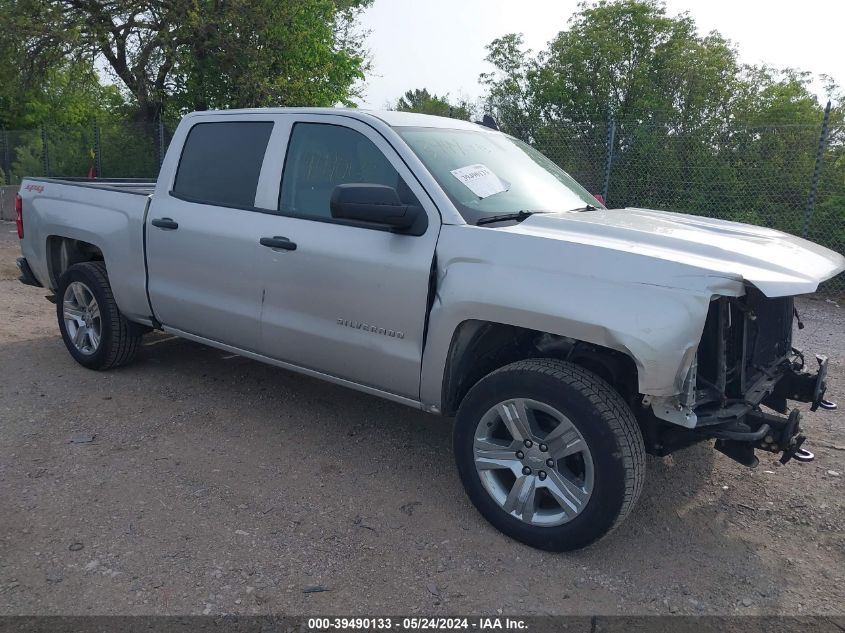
[279, 123, 419, 219]
[173, 121, 273, 208]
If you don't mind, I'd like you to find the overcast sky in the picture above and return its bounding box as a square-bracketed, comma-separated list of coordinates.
[355, 0, 844, 110]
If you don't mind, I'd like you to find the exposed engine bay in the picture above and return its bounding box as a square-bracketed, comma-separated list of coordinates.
[641, 286, 836, 467]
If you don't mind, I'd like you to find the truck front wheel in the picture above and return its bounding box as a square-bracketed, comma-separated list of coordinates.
[454, 358, 645, 551]
[56, 262, 142, 370]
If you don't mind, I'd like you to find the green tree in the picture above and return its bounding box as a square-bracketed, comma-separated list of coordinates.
[3, 0, 372, 122]
[479, 34, 540, 137]
[1, 63, 125, 129]
[170, 0, 372, 113]
[10, 132, 46, 181]
[0, 61, 127, 182]
[478, 0, 844, 271]
[535, 0, 740, 125]
[481, 1, 742, 131]
[393, 88, 474, 120]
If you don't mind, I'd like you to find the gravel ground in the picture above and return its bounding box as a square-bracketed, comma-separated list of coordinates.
[0, 222, 843, 616]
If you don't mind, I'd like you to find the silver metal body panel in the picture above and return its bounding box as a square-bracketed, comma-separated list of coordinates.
[251, 114, 441, 399]
[419, 223, 738, 402]
[17, 107, 845, 421]
[519, 207, 845, 298]
[17, 182, 153, 321]
[145, 112, 279, 351]
[144, 199, 280, 351]
[163, 326, 424, 410]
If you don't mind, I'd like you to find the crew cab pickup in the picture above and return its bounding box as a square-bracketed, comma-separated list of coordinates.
[16, 108, 845, 550]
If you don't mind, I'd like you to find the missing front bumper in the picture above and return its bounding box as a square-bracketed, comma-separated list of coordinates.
[644, 356, 834, 467]
[763, 354, 836, 413]
[708, 408, 814, 467]
[692, 354, 835, 467]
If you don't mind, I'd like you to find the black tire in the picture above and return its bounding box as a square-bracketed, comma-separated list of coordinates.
[454, 358, 645, 551]
[56, 261, 143, 370]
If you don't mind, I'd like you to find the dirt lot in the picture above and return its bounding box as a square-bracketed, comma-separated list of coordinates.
[0, 222, 843, 616]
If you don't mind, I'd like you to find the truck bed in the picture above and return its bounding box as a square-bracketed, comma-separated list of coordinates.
[18, 175, 155, 322]
[25, 177, 156, 196]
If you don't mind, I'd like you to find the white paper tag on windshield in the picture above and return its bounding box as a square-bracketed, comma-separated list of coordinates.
[450, 163, 509, 199]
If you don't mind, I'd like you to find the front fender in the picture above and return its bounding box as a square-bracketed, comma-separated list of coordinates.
[419, 225, 745, 410]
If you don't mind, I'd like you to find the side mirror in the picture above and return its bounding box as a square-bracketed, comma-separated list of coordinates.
[330, 184, 426, 235]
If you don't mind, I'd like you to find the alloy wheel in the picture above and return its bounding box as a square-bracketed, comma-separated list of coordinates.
[473, 398, 594, 526]
[62, 281, 102, 355]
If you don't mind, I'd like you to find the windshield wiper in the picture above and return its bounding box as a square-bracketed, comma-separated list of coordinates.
[568, 204, 598, 212]
[476, 210, 548, 226]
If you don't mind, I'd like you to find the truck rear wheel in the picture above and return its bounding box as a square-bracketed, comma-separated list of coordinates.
[454, 358, 645, 551]
[56, 262, 142, 370]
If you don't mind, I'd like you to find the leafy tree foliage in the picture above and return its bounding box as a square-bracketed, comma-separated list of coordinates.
[170, 0, 372, 114]
[393, 88, 474, 120]
[1, 0, 372, 122]
[0, 60, 129, 182]
[0, 51, 125, 130]
[479, 34, 539, 137]
[479, 0, 844, 260]
[481, 1, 747, 130]
[0, 0, 372, 181]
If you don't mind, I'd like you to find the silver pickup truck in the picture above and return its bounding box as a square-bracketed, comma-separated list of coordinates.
[15, 108, 845, 551]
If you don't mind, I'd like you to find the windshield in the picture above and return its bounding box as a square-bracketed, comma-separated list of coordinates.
[396, 126, 602, 224]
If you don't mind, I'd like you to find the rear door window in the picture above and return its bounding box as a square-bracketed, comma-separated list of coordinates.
[173, 121, 274, 208]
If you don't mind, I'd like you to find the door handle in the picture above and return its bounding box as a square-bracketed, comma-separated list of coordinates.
[151, 217, 179, 230]
[260, 236, 297, 251]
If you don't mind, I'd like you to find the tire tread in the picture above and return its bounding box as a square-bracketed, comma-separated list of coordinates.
[59, 261, 141, 369]
[486, 358, 646, 537]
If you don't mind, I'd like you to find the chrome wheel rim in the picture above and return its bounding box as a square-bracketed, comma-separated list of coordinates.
[473, 398, 594, 527]
[62, 281, 101, 355]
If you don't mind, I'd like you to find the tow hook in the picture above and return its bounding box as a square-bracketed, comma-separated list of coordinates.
[778, 409, 814, 465]
[780, 436, 814, 464]
[811, 355, 835, 412]
[708, 408, 818, 467]
[792, 447, 815, 462]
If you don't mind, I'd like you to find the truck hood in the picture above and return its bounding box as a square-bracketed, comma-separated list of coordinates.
[512, 207, 845, 297]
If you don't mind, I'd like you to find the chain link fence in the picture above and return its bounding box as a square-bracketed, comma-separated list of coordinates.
[0, 121, 171, 184]
[508, 108, 844, 295]
[1, 114, 843, 294]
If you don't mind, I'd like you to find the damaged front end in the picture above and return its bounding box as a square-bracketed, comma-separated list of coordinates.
[641, 287, 836, 468]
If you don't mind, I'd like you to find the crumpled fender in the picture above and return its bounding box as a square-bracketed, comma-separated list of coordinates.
[419, 224, 746, 410]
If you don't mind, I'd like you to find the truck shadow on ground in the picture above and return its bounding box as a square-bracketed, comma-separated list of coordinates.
[0, 333, 795, 614]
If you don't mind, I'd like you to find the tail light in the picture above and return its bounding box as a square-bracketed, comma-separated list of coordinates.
[15, 193, 23, 239]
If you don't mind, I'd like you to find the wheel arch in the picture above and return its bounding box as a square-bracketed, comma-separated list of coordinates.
[439, 319, 640, 417]
[46, 235, 105, 289]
